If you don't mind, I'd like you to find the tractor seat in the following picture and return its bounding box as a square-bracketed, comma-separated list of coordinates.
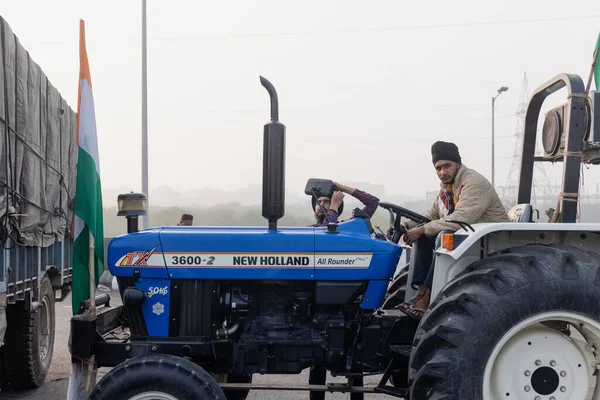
[507, 203, 534, 223]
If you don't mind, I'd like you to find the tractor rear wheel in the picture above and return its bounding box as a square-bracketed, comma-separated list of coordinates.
[381, 269, 410, 389]
[380, 269, 411, 390]
[382, 270, 408, 310]
[90, 354, 225, 400]
[387, 267, 409, 296]
[409, 244, 600, 399]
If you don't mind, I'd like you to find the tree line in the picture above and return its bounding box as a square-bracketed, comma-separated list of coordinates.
[102, 198, 600, 238]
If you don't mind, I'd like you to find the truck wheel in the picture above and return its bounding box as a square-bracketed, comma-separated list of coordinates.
[3, 275, 55, 389]
[90, 354, 226, 400]
[409, 245, 600, 399]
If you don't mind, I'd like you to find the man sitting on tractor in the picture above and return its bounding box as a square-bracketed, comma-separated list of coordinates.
[398, 141, 508, 320]
[311, 182, 379, 227]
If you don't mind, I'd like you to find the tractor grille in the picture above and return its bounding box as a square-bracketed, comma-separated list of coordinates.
[171, 280, 215, 337]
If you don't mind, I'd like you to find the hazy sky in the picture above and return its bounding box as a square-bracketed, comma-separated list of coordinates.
[2, 0, 600, 206]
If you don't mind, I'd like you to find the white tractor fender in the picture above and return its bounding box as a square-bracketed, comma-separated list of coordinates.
[429, 222, 600, 299]
[435, 222, 600, 259]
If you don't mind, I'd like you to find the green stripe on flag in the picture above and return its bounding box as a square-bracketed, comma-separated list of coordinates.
[72, 147, 104, 313]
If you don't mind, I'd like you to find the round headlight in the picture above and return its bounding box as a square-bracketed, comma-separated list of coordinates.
[117, 192, 148, 217]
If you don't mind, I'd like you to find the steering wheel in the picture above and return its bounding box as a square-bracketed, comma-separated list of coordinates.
[378, 201, 431, 244]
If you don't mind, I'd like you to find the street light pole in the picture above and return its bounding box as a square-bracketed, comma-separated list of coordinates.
[491, 86, 508, 188]
[141, 0, 149, 228]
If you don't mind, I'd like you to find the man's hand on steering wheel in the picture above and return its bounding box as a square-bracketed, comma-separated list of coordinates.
[378, 201, 430, 244]
[403, 226, 425, 246]
[386, 226, 394, 240]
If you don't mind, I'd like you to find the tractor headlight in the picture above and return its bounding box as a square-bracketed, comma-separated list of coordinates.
[117, 192, 148, 217]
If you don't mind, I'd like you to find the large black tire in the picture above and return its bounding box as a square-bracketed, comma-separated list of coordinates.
[0, 348, 7, 388]
[90, 354, 226, 400]
[381, 269, 408, 310]
[409, 244, 600, 399]
[381, 288, 406, 310]
[387, 268, 409, 296]
[381, 271, 410, 390]
[2, 275, 55, 389]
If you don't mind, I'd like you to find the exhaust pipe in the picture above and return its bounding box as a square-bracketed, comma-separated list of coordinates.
[260, 76, 286, 231]
[216, 323, 240, 339]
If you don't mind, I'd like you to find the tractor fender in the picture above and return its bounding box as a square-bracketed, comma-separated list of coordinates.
[430, 222, 600, 300]
[438, 222, 600, 260]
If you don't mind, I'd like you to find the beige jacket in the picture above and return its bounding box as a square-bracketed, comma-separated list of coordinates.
[407, 164, 509, 237]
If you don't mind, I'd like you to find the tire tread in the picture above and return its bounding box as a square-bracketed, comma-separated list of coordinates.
[408, 244, 600, 399]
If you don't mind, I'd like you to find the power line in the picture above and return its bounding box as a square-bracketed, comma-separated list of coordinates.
[150, 14, 600, 41]
[284, 134, 517, 143]
[27, 14, 600, 45]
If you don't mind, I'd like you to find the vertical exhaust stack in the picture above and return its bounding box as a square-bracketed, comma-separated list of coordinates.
[260, 76, 286, 231]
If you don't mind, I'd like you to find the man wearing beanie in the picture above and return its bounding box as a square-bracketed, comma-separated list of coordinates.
[398, 141, 508, 320]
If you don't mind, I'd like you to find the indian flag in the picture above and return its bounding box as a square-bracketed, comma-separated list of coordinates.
[72, 19, 104, 314]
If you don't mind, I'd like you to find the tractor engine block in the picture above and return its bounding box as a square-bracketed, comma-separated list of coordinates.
[118, 276, 409, 377]
[216, 281, 397, 375]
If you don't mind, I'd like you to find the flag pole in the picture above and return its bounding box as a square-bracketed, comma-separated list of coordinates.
[85, 230, 97, 393]
[585, 31, 600, 95]
[141, 0, 149, 229]
[585, 47, 599, 95]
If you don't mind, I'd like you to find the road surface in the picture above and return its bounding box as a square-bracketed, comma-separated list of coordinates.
[2, 287, 598, 399]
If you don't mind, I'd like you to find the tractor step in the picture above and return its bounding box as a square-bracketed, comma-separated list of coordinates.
[219, 382, 408, 398]
[389, 344, 412, 359]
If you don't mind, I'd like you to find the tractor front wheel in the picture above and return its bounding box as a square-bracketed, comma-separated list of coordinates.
[90, 354, 226, 400]
[409, 244, 600, 399]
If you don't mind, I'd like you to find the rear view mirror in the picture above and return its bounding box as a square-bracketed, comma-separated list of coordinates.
[304, 178, 334, 197]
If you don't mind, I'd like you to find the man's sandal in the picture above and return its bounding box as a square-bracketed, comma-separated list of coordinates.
[399, 304, 426, 320]
[395, 300, 415, 311]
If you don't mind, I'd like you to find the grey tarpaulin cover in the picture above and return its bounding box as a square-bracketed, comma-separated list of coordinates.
[0, 16, 77, 248]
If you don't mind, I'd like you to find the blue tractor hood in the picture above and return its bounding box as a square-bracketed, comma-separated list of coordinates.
[107, 218, 402, 282]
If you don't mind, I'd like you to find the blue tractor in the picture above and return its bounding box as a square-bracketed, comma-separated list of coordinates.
[75, 73, 600, 400]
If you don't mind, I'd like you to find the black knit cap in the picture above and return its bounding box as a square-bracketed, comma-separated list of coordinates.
[431, 141, 461, 165]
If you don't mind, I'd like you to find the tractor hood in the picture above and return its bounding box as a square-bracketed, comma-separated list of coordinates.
[107, 218, 402, 282]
